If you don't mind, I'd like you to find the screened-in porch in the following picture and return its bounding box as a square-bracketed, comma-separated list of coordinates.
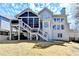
[18, 11, 41, 29]
[22, 17, 39, 28]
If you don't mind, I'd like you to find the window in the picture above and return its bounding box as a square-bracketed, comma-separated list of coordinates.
[29, 18, 33, 28]
[58, 33, 62, 38]
[40, 21, 42, 29]
[54, 18, 56, 22]
[0, 32, 1, 35]
[0, 31, 3, 35]
[44, 22, 48, 28]
[61, 25, 64, 30]
[3, 32, 8, 35]
[43, 14, 48, 19]
[34, 18, 39, 28]
[53, 25, 64, 30]
[57, 25, 60, 30]
[6, 32, 9, 35]
[54, 18, 60, 22]
[53, 25, 56, 30]
[0, 31, 9, 35]
[54, 18, 64, 22]
[53, 25, 60, 30]
[57, 18, 60, 22]
[45, 14, 48, 19]
[20, 12, 28, 17]
[29, 12, 37, 17]
[61, 18, 64, 22]
[22, 18, 28, 24]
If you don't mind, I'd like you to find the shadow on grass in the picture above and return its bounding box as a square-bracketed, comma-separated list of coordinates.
[0, 40, 46, 44]
[0, 40, 68, 49]
[33, 41, 67, 49]
[0, 40, 20, 44]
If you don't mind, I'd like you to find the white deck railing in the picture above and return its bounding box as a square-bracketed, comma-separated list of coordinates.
[20, 19, 48, 41]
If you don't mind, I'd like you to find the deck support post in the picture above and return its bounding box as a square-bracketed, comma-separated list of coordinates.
[9, 26, 12, 40]
[9, 20, 12, 40]
[36, 34, 38, 41]
[39, 18, 40, 30]
[30, 33, 32, 40]
[0, 19, 1, 29]
[18, 19, 20, 40]
[28, 33, 30, 40]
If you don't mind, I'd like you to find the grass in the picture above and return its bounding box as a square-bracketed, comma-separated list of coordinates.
[0, 40, 79, 56]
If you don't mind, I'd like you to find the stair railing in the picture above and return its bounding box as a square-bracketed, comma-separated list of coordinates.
[20, 19, 48, 41]
[38, 29, 48, 41]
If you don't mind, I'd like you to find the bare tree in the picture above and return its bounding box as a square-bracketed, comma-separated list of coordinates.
[70, 3, 79, 20]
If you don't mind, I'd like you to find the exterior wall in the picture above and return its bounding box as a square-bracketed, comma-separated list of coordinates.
[0, 16, 10, 30]
[0, 30, 9, 40]
[0, 16, 10, 40]
[52, 30, 69, 41]
[39, 10, 53, 41]
[52, 15, 70, 41]
[1, 20, 10, 30]
[9, 8, 79, 41]
[39, 9, 71, 41]
[0, 35, 8, 40]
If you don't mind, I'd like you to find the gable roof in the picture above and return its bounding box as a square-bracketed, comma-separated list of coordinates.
[38, 8, 53, 16]
[16, 8, 39, 18]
